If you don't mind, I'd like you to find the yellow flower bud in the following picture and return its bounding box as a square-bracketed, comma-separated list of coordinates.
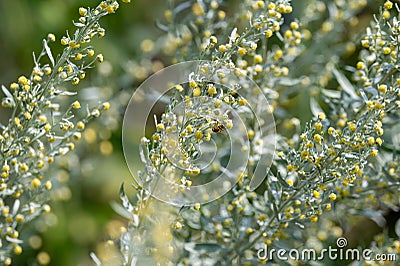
[310, 215, 318, 223]
[72, 101, 81, 109]
[31, 178, 41, 188]
[79, 7, 87, 16]
[329, 193, 337, 201]
[102, 102, 110, 110]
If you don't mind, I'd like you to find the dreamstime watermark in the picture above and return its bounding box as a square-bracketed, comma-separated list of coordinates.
[257, 237, 398, 262]
[122, 60, 276, 206]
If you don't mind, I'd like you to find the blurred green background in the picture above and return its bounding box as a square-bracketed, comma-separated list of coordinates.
[0, 0, 165, 265]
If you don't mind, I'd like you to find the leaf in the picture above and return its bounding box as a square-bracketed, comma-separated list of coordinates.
[396, 219, 400, 237]
[110, 201, 134, 220]
[67, 60, 80, 73]
[73, 21, 86, 28]
[86, 104, 91, 117]
[277, 77, 302, 86]
[90, 252, 102, 266]
[139, 143, 150, 164]
[56, 90, 77, 96]
[193, 243, 222, 253]
[211, 216, 229, 222]
[229, 28, 238, 44]
[12, 199, 20, 216]
[362, 86, 378, 97]
[119, 183, 134, 213]
[332, 67, 358, 99]
[358, 89, 369, 102]
[155, 20, 169, 32]
[33, 51, 37, 64]
[295, 222, 305, 229]
[5, 236, 23, 244]
[43, 39, 54, 67]
[186, 219, 202, 230]
[321, 88, 341, 99]
[2, 85, 14, 99]
[310, 97, 323, 117]
[174, 1, 192, 14]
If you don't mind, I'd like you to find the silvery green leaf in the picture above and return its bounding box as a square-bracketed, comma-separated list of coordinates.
[321, 88, 341, 99]
[12, 199, 20, 216]
[358, 89, 369, 102]
[211, 216, 229, 222]
[155, 20, 169, 32]
[67, 60, 80, 73]
[333, 67, 358, 99]
[184, 242, 196, 253]
[186, 219, 202, 230]
[295, 222, 305, 229]
[119, 183, 134, 213]
[139, 143, 150, 164]
[366, 27, 372, 35]
[73, 21, 86, 27]
[174, 1, 191, 13]
[90, 252, 102, 266]
[310, 97, 323, 117]
[57, 90, 77, 96]
[396, 218, 400, 237]
[277, 77, 302, 86]
[33, 51, 37, 64]
[6, 236, 23, 244]
[362, 86, 378, 96]
[110, 201, 134, 220]
[229, 28, 238, 44]
[43, 39, 54, 67]
[2, 85, 14, 99]
[342, 153, 358, 159]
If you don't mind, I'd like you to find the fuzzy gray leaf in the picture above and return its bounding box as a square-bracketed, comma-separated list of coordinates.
[43, 39, 55, 67]
[333, 67, 358, 99]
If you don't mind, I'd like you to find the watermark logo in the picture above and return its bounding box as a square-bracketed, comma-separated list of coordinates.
[257, 237, 397, 262]
[122, 60, 276, 206]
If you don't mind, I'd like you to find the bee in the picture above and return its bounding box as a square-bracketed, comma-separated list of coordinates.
[229, 89, 239, 99]
[212, 122, 225, 133]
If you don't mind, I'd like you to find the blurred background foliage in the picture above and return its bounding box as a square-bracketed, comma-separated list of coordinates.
[0, 0, 392, 265]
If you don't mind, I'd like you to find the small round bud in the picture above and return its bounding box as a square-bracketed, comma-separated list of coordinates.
[47, 33, 56, 42]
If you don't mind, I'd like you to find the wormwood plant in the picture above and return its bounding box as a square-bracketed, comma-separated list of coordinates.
[98, 0, 400, 265]
[0, 0, 132, 264]
[2, 0, 399, 265]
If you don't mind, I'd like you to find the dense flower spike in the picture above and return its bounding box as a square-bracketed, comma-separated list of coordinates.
[0, 0, 126, 263]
